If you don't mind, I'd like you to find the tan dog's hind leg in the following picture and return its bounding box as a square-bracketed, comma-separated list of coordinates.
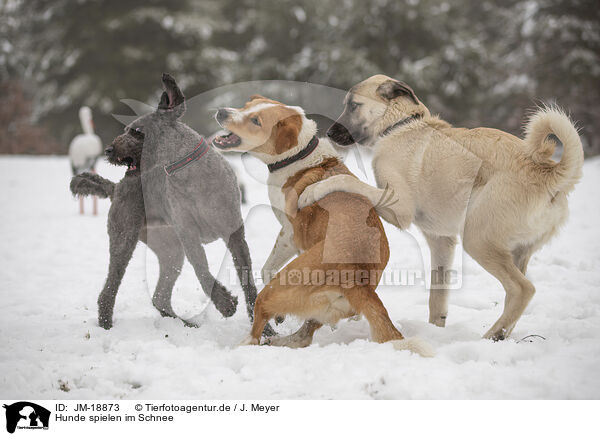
[467, 243, 536, 340]
[424, 233, 457, 327]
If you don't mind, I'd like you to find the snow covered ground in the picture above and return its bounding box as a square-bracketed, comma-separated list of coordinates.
[1, 153, 599, 399]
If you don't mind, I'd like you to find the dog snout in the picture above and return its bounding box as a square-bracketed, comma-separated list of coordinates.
[216, 108, 230, 123]
[327, 122, 355, 146]
[104, 146, 114, 155]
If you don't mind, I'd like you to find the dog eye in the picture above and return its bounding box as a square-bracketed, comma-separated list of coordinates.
[250, 117, 261, 126]
[349, 102, 359, 111]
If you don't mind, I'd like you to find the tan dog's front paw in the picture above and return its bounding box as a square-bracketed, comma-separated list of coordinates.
[297, 183, 320, 209]
[297, 175, 351, 209]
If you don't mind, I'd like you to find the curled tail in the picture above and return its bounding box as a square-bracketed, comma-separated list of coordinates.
[390, 337, 435, 358]
[70, 172, 115, 200]
[524, 106, 584, 193]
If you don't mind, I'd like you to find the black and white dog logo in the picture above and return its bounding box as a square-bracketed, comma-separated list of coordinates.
[3, 402, 50, 433]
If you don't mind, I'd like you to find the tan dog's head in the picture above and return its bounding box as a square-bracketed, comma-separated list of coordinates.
[327, 74, 429, 147]
[213, 96, 314, 161]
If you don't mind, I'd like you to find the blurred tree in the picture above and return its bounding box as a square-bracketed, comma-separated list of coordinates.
[526, 0, 600, 155]
[0, 80, 59, 153]
[1, 0, 598, 156]
[2, 0, 219, 150]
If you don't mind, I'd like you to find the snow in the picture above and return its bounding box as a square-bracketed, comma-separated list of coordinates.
[1, 154, 599, 399]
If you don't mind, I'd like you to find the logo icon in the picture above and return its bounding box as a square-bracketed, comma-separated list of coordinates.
[3, 402, 50, 434]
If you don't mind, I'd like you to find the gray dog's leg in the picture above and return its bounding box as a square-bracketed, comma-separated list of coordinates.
[177, 232, 238, 318]
[97, 207, 144, 329]
[142, 226, 184, 318]
[226, 225, 257, 319]
[226, 226, 276, 337]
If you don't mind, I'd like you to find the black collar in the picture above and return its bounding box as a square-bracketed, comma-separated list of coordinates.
[380, 113, 422, 137]
[267, 135, 319, 173]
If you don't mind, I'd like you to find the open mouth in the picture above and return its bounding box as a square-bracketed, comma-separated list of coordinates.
[212, 131, 241, 149]
[118, 156, 137, 171]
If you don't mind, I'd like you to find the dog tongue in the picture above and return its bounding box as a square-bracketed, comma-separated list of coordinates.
[213, 132, 241, 147]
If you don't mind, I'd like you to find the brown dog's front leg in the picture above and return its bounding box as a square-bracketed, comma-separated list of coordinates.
[239, 287, 277, 345]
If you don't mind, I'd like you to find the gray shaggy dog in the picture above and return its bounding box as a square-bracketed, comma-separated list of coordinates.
[71, 73, 272, 336]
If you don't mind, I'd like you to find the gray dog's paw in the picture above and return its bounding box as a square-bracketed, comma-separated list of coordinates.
[98, 315, 113, 330]
[211, 283, 238, 318]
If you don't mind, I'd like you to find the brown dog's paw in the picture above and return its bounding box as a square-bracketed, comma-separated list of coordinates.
[239, 335, 259, 346]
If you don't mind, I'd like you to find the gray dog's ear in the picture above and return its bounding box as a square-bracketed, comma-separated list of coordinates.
[376, 80, 419, 104]
[158, 73, 186, 118]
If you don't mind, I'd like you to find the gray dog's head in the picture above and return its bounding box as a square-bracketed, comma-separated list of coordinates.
[327, 74, 429, 147]
[105, 73, 186, 171]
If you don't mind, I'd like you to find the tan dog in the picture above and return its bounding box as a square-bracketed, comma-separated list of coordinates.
[212, 96, 432, 356]
[298, 74, 584, 341]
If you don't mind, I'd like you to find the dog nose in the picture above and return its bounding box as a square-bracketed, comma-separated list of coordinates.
[105, 146, 114, 155]
[216, 108, 229, 123]
[326, 123, 341, 138]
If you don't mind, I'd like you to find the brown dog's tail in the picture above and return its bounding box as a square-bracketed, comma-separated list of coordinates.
[524, 106, 584, 194]
[70, 172, 115, 200]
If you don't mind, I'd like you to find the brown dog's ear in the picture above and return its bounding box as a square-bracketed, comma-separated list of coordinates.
[376, 80, 419, 104]
[249, 94, 266, 101]
[274, 115, 301, 154]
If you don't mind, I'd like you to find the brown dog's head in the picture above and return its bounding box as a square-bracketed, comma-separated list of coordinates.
[212, 96, 316, 161]
[327, 74, 429, 147]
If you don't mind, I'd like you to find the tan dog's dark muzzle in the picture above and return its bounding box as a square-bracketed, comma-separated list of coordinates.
[327, 121, 356, 146]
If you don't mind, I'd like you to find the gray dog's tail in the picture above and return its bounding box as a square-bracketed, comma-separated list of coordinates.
[70, 172, 115, 200]
[524, 106, 584, 194]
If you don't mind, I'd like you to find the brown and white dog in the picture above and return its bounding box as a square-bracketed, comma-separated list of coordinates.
[213, 96, 432, 356]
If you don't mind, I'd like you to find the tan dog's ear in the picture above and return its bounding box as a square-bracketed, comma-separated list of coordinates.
[376, 80, 419, 104]
[274, 115, 301, 154]
[249, 94, 266, 101]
